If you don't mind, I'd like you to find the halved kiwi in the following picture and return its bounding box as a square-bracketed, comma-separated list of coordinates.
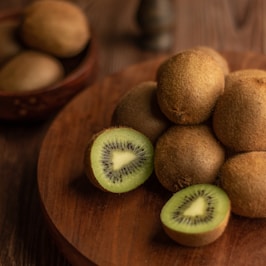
[160, 184, 231, 247]
[84, 127, 154, 193]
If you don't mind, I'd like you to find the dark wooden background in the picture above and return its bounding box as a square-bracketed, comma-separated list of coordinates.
[1, 0, 266, 265]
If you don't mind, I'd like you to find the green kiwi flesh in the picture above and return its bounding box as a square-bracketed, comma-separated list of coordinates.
[84, 127, 154, 193]
[160, 184, 231, 247]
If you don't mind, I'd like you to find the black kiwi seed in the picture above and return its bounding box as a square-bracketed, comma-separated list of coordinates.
[100, 140, 148, 184]
[171, 191, 215, 226]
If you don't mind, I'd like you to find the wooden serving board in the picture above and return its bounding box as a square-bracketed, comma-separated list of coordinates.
[37, 52, 266, 266]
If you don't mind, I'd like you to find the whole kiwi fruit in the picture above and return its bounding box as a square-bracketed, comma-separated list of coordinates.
[156, 49, 225, 125]
[213, 76, 266, 152]
[0, 50, 64, 92]
[154, 125, 225, 192]
[160, 184, 231, 247]
[220, 151, 266, 218]
[20, 0, 91, 57]
[111, 81, 171, 143]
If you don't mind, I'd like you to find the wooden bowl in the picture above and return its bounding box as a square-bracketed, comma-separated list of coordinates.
[0, 9, 98, 121]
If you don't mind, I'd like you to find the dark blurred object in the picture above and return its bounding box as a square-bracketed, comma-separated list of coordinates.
[136, 0, 174, 52]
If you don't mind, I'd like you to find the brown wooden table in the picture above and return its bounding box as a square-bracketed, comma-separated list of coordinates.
[1, 1, 266, 265]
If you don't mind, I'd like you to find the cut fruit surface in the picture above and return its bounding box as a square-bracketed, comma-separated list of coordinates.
[160, 184, 231, 247]
[84, 127, 154, 193]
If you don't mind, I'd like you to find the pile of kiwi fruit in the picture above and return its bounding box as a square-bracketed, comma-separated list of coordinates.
[0, 0, 91, 92]
[84, 45, 266, 247]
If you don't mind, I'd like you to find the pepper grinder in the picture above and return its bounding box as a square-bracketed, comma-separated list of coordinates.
[136, 0, 174, 52]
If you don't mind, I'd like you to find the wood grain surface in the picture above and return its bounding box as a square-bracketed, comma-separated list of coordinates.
[2, 1, 266, 265]
[37, 52, 266, 266]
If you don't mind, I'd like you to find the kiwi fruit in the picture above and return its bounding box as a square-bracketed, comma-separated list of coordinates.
[160, 184, 231, 247]
[111, 81, 171, 143]
[212, 76, 266, 151]
[0, 19, 23, 66]
[156, 49, 224, 125]
[84, 127, 154, 193]
[225, 69, 266, 89]
[194, 46, 230, 75]
[0, 50, 64, 92]
[154, 125, 225, 192]
[20, 0, 91, 57]
[220, 151, 266, 218]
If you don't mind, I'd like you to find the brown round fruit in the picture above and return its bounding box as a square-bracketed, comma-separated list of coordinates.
[0, 50, 64, 92]
[154, 125, 225, 192]
[20, 0, 91, 57]
[213, 76, 266, 152]
[111, 81, 171, 143]
[156, 49, 225, 125]
[220, 151, 266, 218]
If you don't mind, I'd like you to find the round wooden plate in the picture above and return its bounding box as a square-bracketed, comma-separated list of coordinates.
[38, 52, 266, 266]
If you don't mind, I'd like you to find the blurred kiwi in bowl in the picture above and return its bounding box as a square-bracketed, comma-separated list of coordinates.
[0, 1, 97, 121]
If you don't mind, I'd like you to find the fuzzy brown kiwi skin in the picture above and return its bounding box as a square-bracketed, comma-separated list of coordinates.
[111, 81, 171, 143]
[154, 125, 225, 192]
[225, 69, 266, 90]
[162, 210, 230, 247]
[194, 46, 230, 75]
[84, 130, 109, 192]
[213, 77, 266, 152]
[21, 0, 91, 58]
[156, 49, 224, 125]
[220, 151, 266, 218]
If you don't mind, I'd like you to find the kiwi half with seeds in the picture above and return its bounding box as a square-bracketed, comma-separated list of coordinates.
[160, 184, 231, 247]
[84, 127, 154, 193]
